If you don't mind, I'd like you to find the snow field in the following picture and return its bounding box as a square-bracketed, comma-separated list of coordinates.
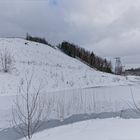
[0, 38, 140, 138]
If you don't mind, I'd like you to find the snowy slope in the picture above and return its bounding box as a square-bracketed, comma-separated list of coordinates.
[0, 38, 135, 95]
[21, 118, 140, 140]
[1, 38, 140, 139]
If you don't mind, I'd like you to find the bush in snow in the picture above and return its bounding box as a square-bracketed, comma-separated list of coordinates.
[12, 74, 47, 140]
[0, 48, 15, 73]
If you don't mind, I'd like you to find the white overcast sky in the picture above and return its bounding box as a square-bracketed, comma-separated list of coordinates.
[0, 0, 140, 58]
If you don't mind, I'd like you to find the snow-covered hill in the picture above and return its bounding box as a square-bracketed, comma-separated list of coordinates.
[0, 38, 140, 140]
[0, 38, 135, 95]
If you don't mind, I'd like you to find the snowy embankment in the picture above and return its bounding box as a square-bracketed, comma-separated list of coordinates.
[0, 38, 134, 95]
[0, 38, 140, 140]
[21, 118, 140, 140]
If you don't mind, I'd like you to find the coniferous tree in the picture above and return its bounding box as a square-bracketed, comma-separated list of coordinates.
[59, 41, 112, 73]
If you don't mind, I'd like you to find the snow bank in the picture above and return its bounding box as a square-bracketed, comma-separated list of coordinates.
[21, 118, 140, 140]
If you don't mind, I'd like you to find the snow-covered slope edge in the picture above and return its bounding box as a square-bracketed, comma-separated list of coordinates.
[20, 118, 140, 140]
[0, 38, 136, 95]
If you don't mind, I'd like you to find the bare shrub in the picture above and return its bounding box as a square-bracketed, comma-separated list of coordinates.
[12, 74, 47, 140]
[0, 48, 15, 73]
[127, 87, 140, 117]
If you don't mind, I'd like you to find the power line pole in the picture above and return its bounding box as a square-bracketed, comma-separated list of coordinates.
[115, 57, 122, 75]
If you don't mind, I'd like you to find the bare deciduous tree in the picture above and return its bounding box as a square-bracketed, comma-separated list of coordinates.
[12, 74, 46, 140]
[0, 48, 15, 73]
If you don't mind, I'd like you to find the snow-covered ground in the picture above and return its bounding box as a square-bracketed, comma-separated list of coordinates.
[0, 38, 140, 139]
[21, 118, 140, 140]
[0, 38, 134, 94]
